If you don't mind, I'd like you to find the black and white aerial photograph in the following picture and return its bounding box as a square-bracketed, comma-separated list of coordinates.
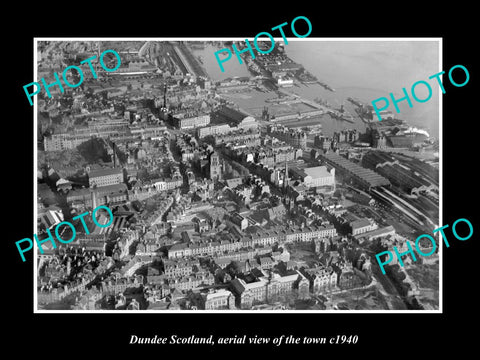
[7, 4, 480, 357]
[34, 39, 441, 312]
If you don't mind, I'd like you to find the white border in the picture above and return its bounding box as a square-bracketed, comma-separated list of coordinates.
[33, 37, 443, 314]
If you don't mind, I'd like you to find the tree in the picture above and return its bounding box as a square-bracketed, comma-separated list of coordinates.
[137, 168, 149, 181]
[77, 138, 110, 163]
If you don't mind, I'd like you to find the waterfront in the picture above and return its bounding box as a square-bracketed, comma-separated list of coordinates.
[35, 40, 439, 312]
[193, 40, 440, 138]
[285, 41, 440, 138]
[192, 43, 251, 81]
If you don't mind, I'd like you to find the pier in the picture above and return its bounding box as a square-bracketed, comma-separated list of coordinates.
[277, 88, 346, 118]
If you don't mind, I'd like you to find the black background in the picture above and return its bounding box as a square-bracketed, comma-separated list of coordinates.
[6, 3, 478, 356]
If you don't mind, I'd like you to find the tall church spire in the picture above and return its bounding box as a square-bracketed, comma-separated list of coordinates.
[283, 158, 288, 193]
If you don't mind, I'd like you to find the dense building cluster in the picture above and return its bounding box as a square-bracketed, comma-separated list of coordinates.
[35, 40, 439, 311]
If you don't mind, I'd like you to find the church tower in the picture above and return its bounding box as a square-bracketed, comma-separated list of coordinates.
[209, 152, 222, 181]
[283, 158, 293, 209]
[283, 158, 289, 194]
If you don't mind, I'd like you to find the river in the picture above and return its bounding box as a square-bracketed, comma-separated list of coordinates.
[192, 40, 440, 138]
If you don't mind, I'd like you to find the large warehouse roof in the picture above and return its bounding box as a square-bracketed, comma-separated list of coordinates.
[320, 152, 390, 188]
